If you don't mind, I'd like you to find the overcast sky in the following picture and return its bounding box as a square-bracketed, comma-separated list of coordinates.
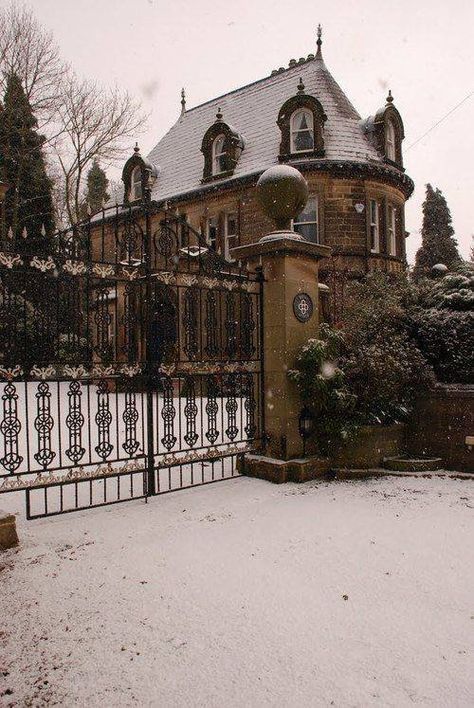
[13, 0, 474, 260]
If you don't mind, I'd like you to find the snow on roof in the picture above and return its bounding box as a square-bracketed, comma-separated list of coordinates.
[147, 56, 382, 203]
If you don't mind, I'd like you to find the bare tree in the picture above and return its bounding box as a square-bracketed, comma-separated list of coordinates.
[0, 3, 65, 123]
[54, 73, 147, 224]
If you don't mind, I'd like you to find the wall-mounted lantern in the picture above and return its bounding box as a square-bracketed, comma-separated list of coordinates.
[354, 202, 365, 214]
[298, 406, 314, 456]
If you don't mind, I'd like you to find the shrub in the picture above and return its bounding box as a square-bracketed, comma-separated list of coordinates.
[422, 261, 474, 311]
[288, 324, 357, 454]
[339, 273, 433, 423]
[289, 274, 434, 453]
[413, 262, 474, 383]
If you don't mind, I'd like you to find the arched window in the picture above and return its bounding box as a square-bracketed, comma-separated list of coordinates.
[290, 109, 314, 153]
[212, 134, 226, 175]
[201, 114, 244, 182]
[386, 120, 396, 161]
[130, 166, 142, 201]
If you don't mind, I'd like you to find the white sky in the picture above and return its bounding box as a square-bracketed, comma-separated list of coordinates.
[11, 0, 474, 260]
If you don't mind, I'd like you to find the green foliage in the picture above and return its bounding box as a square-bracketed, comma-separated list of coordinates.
[413, 262, 474, 383]
[413, 184, 461, 280]
[422, 261, 474, 311]
[80, 159, 110, 218]
[0, 73, 55, 240]
[414, 310, 473, 383]
[289, 274, 434, 453]
[288, 324, 357, 454]
[340, 273, 433, 424]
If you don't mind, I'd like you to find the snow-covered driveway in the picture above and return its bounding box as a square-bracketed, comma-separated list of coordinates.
[1, 475, 473, 707]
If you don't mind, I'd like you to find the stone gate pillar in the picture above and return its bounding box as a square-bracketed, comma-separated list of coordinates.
[232, 166, 331, 481]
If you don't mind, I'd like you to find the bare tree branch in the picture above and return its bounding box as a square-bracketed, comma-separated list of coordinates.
[0, 2, 66, 124]
[53, 73, 147, 223]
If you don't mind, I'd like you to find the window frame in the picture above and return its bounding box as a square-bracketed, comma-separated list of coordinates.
[369, 199, 380, 253]
[292, 195, 319, 243]
[224, 212, 238, 261]
[212, 134, 226, 176]
[277, 93, 326, 162]
[130, 165, 143, 202]
[388, 204, 397, 256]
[386, 120, 396, 162]
[290, 108, 315, 154]
[206, 216, 218, 251]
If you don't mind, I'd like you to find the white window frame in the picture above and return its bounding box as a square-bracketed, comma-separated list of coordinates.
[290, 108, 315, 153]
[130, 166, 142, 201]
[292, 195, 319, 243]
[224, 212, 238, 262]
[212, 134, 226, 175]
[386, 121, 396, 161]
[206, 216, 218, 251]
[369, 199, 380, 253]
[388, 205, 397, 256]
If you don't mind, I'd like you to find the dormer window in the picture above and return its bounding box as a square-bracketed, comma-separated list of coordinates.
[369, 91, 405, 168]
[290, 109, 314, 153]
[130, 166, 143, 202]
[386, 120, 396, 162]
[277, 80, 326, 162]
[212, 134, 226, 175]
[201, 110, 244, 182]
[121, 144, 159, 206]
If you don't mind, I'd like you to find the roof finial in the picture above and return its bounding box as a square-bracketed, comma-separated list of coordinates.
[180, 88, 186, 115]
[386, 89, 394, 104]
[216, 107, 223, 121]
[297, 77, 305, 93]
[316, 24, 323, 59]
[134, 142, 140, 153]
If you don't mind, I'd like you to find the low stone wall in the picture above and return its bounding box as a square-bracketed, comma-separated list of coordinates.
[406, 384, 473, 473]
[0, 511, 18, 550]
[330, 424, 405, 469]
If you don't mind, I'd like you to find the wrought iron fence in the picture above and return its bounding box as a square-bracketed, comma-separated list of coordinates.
[0, 192, 264, 518]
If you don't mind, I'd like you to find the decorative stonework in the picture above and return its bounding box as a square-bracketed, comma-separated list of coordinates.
[293, 293, 314, 322]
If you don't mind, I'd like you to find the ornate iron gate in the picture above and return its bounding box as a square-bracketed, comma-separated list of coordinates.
[0, 193, 264, 519]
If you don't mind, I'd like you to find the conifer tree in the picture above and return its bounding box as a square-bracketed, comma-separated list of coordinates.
[0, 73, 55, 240]
[413, 184, 461, 279]
[80, 158, 110, 218]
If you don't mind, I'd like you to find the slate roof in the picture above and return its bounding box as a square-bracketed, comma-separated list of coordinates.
[146, 53, 384, 202]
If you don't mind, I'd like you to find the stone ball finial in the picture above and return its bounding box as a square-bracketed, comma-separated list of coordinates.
[256, 165, 308, 231]
[432, 263, 448, 277]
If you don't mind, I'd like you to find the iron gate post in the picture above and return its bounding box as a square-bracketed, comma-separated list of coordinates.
[143, 186, 156, 497]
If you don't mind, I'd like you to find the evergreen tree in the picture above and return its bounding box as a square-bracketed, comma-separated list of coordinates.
[80, 159, 110, 219]
[413, 184, 461, 280]
[0, 73, 55, 241]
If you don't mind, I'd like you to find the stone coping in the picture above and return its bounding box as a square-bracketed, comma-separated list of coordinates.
[232, 233, 332, 261]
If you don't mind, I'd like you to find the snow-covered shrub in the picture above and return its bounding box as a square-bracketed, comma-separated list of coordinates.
[413, 262, 474, 383]
[423, 261, 474, 311]
[339, 273, 433, 424]
[289, 274, 433, 453]
[288, 324, 357, 454]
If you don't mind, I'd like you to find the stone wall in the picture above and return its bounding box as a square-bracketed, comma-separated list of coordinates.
[172, 172, 407, 276]
[330, 424, 406, 469]
[406, 385, 474, 472]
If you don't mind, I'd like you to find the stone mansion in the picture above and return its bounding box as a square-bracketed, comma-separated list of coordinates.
[121, 27, 414, 278]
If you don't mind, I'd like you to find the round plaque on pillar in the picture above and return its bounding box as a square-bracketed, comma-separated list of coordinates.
[293, 293, 313, 322]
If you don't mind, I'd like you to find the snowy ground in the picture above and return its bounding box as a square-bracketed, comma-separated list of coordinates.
[1, 475, 473, 707]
